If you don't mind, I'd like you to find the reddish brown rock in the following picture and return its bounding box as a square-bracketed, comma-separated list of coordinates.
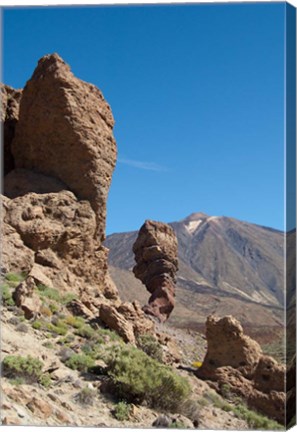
[99, 300, 155, 344]
[1, 84, 22, 175]
[11, 53, 117, 241]
[3, 191, 117, 300]
[132, 220, 178, 322]
[197, 315, 285, 424]
[199, 315, 262, 371]
[12, 276, 42, 319]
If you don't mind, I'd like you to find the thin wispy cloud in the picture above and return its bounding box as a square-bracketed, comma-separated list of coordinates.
[118, 157, 168, 172]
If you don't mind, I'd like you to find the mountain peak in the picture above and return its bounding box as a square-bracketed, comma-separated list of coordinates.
[183, 212, 209, 222]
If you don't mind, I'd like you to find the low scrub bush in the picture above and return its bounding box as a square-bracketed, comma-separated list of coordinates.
[75, 386, 97, 406]
[113, 401, 132, 421]
[2, 355, 43, 383]
[39, 372, 52, 388]
[233, 403, 283, 430]
[137, 334, 163, 362]
[75, 324, 95, 340]
[64, 353, 95, 372]
[107, 345, 190, 411]
[1, 283, 15, 306]
[64, 315, 85, 329]
[5, 272, 26, 284]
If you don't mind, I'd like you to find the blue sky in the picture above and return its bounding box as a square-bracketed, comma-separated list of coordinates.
[3, 3, 285, 234]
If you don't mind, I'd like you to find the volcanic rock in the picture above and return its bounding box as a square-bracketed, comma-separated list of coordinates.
[132, 220, 178, 322]
[1, 84, 22, 175]
[12, 276, 42, 319]
[99, 300, 155, 344]
[197, 315, 285, 424]
[3, 191, 116, 299]
[199, 315, 262, 370]
[11, 53, 117, 241]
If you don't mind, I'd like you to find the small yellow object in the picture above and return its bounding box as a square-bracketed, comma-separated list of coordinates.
[192, 361, 202, 368]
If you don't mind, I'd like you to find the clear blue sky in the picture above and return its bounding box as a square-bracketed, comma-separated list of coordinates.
[3, 3, 285, 234]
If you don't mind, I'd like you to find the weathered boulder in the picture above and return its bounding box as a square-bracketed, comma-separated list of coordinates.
[11, 53, 117, 241]
[197, 315, 285, 424]
[3, 191, 116, 300]
[1, 84, 22, 175]
[199, 315, 262, 371]
[133, 220, 178, 322]
[99, 300, 155, 344]
[12, 276, 42, 319]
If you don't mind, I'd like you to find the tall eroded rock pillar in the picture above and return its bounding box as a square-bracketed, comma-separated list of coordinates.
[132, 220, 178, 322]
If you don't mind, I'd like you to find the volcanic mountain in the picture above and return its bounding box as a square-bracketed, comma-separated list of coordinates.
[105, 213, 285, 338]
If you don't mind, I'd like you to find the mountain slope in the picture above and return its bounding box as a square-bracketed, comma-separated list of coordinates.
[105, 213, 285, 335]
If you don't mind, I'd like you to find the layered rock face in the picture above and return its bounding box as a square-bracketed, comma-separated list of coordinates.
[197, 315, 285, 424]
[132, 220, 178, 322]
[2, 54, 118, 305]
[11, 53, 117, 241]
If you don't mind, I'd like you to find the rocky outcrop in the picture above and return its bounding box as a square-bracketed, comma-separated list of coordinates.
[12, 276, 42, 319]
[2, 191, 117, 300]
[1, 84, 22, 175]
[197, 315, 285, 424]
[132, 220, 178, 322]
[2, 53, 118, 310]
[99, 301, 155, 344]
[11, 53, 117, 241]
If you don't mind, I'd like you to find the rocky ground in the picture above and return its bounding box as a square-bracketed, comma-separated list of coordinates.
[1, 293, 248, 429]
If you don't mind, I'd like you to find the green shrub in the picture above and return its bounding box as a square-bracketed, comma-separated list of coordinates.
[64, 353, 95, 372]
[64, 315, 85, 329]
[48, 303, 59, 313]
[75, 386, 97, 406]
[37, 284, 61, 302]
[2, 355, 43, 383]
[32, 320, 43, 330]
[137, 334, 163, 362]
[39, 373, 52, 388]
[107, 345, 190, 411]
[5, 272, 26, 284]
[1, 283, 15, 306]
[75, 324, 95, 340]
[61, 292, 77, 305]
[233, 403, 283, 430]
[113, 401, 132, 421]
[46, 321, 68, 336]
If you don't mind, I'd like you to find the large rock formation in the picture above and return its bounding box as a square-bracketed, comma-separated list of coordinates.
[2, 54, 118, 306]
[2, 190, 117, 300]
[11, 53, 117, 241]
[132, 220, 178, 322]
[1, 84, 22, 175]
[197, 315, 285, 424]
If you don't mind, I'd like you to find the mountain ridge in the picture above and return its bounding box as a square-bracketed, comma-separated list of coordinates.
[105, 212, 284, 334]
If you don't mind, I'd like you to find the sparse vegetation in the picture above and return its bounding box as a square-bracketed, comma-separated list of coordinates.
[75, 324, 95, 340]
[205, 390, 283, 430]
[107, 345, 190, 411]
[39, 372, 52, 388]
[64, 353, 95, 372]
[113, 401, 132, 421]
[36, 283, 77, 305]
[1, 283, 15, 306]
[137, 334, 163, 362]
[5, 272, 26, 284]
[64, 315, 85, 329]
[2, 355, 43, 383]
[75, 386, 97, 406]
